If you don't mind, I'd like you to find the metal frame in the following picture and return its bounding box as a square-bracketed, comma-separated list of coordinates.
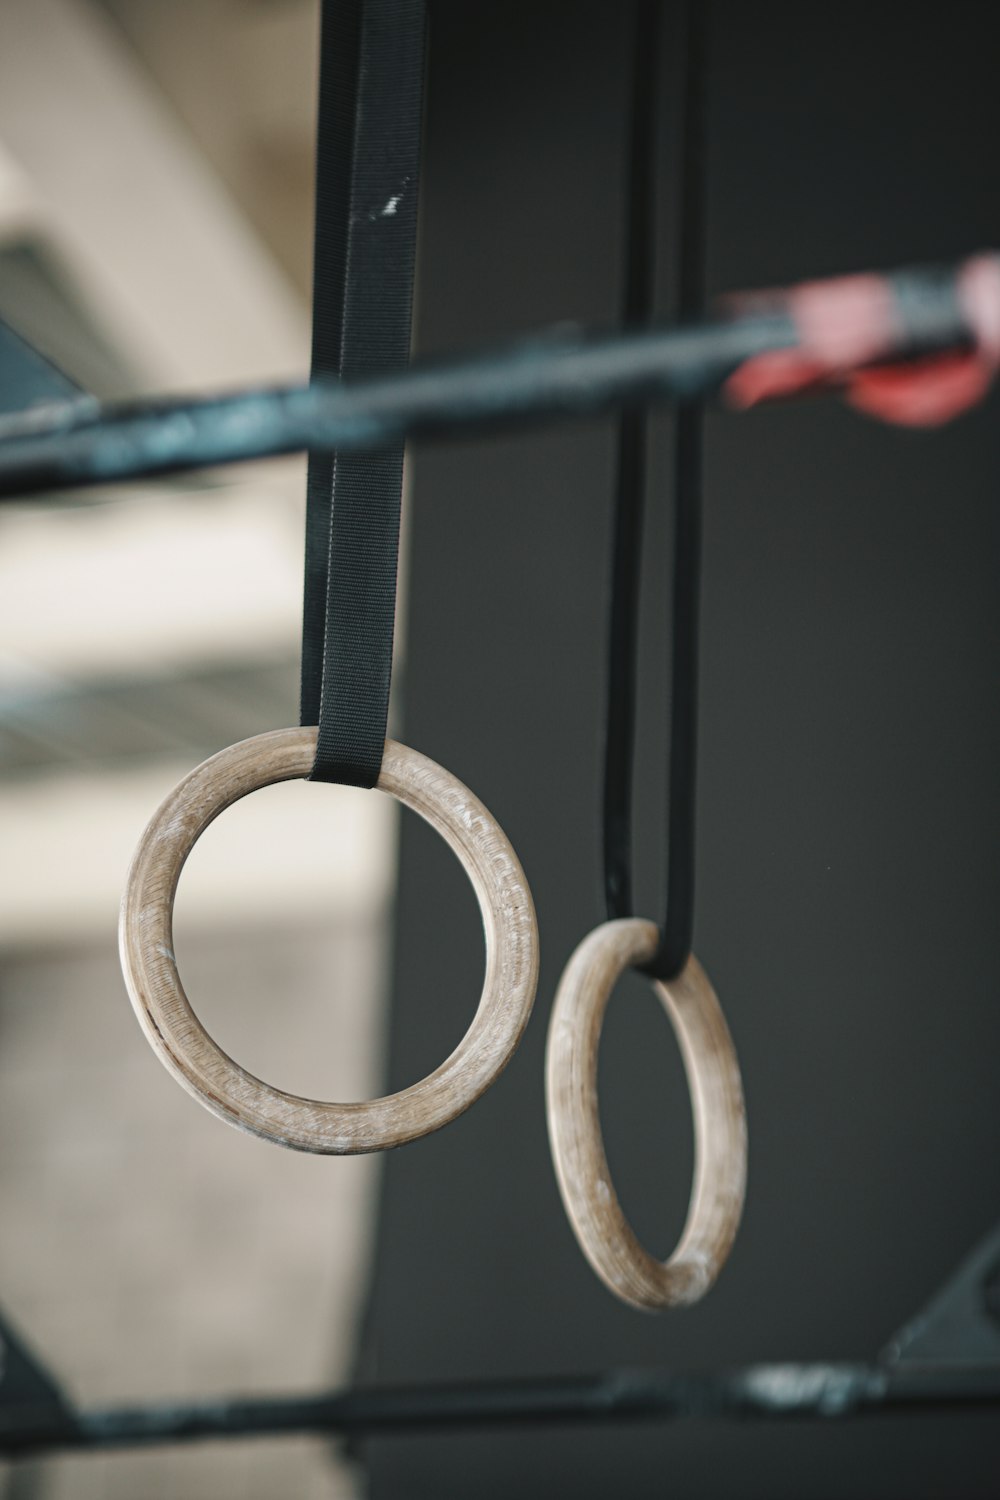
[0, 254, 998, 1457]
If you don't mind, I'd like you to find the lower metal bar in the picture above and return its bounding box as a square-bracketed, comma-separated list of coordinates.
[4, 1362, 1000, 1457]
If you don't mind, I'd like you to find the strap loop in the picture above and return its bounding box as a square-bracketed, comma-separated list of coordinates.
[603, 0, 706, 981]
[301, 0, 426, 787]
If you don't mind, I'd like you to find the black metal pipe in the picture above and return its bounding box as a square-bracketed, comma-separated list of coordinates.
[0, 257, 980, 500]
[4, 1362, 1000, 1458]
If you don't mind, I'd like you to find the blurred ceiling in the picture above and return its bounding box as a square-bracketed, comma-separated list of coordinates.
[97, 0, 320, 298]
[0, 0, 395, 946]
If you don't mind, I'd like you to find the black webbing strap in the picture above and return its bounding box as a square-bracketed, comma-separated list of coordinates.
[603, 0, 707, 980]
[301, 0, 426, 786]
[603, 0, 662, 931]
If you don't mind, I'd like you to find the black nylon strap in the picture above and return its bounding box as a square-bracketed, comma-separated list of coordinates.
[603, 0, 662, 928]
[301, 0, 426, 787]
[603, 0, 707, 980]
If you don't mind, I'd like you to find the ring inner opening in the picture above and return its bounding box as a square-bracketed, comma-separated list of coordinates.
[171, 775, 484, 1099]
[596, 965, 694, 1258]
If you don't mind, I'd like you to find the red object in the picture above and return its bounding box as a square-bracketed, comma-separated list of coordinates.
[724, 254, 1000, 428]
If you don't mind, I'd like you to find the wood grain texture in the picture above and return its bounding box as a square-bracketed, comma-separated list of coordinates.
[545, 918, 747, 1311]
[119, 728, 539, 1154]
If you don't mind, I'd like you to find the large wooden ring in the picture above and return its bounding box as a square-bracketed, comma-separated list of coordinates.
[545, 918, 746, 1310]
[119, 728, 539, 1154]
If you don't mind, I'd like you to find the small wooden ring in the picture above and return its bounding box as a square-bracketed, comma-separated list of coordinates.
[545, 918, 747, 1310]
[119, 728, 539, 1154]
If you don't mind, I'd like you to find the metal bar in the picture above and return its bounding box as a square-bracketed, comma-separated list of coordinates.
[0, 318, 81, 416]
[3, 1362, 1000, 1457]
[0, 1313, 76, 1450]
[0, 257, 980, 500]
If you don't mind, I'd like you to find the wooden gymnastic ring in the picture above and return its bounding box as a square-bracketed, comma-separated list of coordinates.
[545, 918, 746, 1310]
[119, 728, 539, 1154]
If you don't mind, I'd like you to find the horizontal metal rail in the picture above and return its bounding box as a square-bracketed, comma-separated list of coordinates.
[3, 1362, 1000, 1457]
[0, 259, 983, 500]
